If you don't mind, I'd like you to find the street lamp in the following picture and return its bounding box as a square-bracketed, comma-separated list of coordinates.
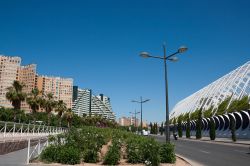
[131, 97, 150, 135]
[139, 44, 188, 143]
[129, 110, 140, 133]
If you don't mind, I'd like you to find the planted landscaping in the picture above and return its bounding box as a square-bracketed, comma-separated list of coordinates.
[38, 126, 176, 166]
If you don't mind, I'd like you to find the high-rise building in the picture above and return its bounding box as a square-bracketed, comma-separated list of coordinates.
[17, 64, 37, 111]
[72, 88, 91, 117]
[72, 87, 115, 120]
[0, 55, 21, 108]
[36, 76, 73, 109]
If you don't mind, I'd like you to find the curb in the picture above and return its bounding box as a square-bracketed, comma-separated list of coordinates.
[179, 138, 250, 146]
[176, 154, 201, 166]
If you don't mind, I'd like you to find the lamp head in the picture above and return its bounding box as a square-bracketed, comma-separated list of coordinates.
[139, 52, 150, 58]
[168, 56, 178, 62]
[178, 46, 188, 53]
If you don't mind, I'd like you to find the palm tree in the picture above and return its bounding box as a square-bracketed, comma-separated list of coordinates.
[6, 80, 26, 121]
[40, 92, 56, 126]
[55, 100, 67, 126]
[64, 108, 73, 128]
[26, 88, 41, 123]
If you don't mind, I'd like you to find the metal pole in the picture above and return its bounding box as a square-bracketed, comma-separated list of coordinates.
[27, 139, 30, 164]
[163, 44, 170, 143]
[141, 96, 143, 135]
[135, 110, 137, 132]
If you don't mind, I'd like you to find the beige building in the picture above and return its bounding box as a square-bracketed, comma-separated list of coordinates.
[0, 55, 21, 108]
[0, 55, 73, 112]
[37, 76, 73, 109]
[118, 116, 140, 127]
[17, 64, 37, 111]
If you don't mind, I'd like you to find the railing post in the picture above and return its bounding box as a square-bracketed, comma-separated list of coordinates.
[13, 123, 16, 137]
[38, 138, 41, 154]
[26, 139, 30, 164]
[4, 122, 7, 137]
[20, 124, 23, 137]
[27, 124, 30, 136]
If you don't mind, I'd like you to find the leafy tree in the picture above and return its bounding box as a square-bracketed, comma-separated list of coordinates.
[64, 108, 73, 128]
[55, 100, 67, 126]
[196, 109, 202, 139]
[160, 122, 164, 135]
[190, 109, 199, 120]
[173, 118, 176, 134]
[209, 118, 216, 140]
[6, 80, 26, 121]
[149, 122, 153, 134]
[229, 116, 236, 142]
[177, 116, 183, 138]
[216, 97, 231, 115]
[182, 112, 189, 122]
[26, 88, 41, 123]
[186, 114, 191, 138]
[203, 106, 214, 118]
[227, 96, 250, 113]
[40, 93, 57, 126]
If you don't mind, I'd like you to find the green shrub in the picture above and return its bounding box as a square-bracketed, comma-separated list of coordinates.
[40, 145, 60, 163]
[103, 141, 121, 165]
[160, 143, 176, 163]
[186, 115, 191, 138]
[196, 109, 202, 139]
[126, 138, 142, 163]
[209, 119, 216, 140]
[140, 138, 160, 166]
[58, 145, 80, 165]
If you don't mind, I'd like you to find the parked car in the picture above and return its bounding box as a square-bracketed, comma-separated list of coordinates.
[142, 130, 149, 136]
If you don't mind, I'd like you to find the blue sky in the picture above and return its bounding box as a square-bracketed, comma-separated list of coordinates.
[0, 0, 249, 123]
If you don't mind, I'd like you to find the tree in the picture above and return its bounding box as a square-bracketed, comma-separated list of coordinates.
[196, 108, 202, 139]
[177, 116, 183, 138]
[229, 116, 236, 142]
[186, 114, 191, 138]
[228, 96, 250, 113]
[6, 80, 26, 121]
[40, 93, 56, 126]
[216, 97, 231, 115]
[173, 118, 176, 134]
[160, 122, 164, 135]
[55, 100, 67, 126]
[26, 88, 40, 123]
[203, 106, 214, 118]
[65, 108, 74, 128]
[149, 122, 153, 134]
[209, 118, 216, 140]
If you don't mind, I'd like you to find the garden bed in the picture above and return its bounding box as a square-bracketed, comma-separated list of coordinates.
[35, 127, 187, 166]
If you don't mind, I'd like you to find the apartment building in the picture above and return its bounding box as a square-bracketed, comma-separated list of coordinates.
[37, 76, 73, 108]
[18, 64, 37, 111]
[0, 55, 21, 108]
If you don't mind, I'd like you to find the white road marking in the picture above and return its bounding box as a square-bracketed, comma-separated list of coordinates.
[200, 150, 210, 154]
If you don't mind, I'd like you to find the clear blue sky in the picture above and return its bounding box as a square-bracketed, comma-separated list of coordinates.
[0, 0, 249, 123]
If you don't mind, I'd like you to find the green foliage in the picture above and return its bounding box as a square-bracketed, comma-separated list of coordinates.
[190, 109, 199, 120]
[160, 122, 164, 135]
[172, 118, 176, 134]
[229, 117, 236, 142]
[186, 115, 191, 138]
[227, 96, 250, 113]
[177, 116, 183, 138]
[209, 119, 216, 140]
[40, 145, 80, 165]
[40, 145, 59, 163]
[196, 109, 202, 139]
[203, 106, 214, 118]
[182, 112, 189, 122]
[159, 143, 176, 163]
[216, 97, 231, 115]
[103, 141, 121, 165]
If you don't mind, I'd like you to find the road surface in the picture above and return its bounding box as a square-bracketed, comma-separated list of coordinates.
[152, 135, 250, 166]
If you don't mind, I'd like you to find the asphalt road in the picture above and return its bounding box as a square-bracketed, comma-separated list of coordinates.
[152, 135, 250, 166]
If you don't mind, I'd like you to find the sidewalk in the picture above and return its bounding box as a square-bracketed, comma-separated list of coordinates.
[180, 136, 250, 145]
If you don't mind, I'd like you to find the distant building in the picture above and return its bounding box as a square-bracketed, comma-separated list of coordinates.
[37, 75, 73, 109]
[118, 116, 140, 127]
[72, 86, 115, 120]
[18, 64, 37, 111]
[0, 55, 21, 108]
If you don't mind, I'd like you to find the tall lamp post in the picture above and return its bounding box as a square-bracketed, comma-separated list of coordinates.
[139, 44, 188, 142]
[129, 110, 140, 133]
[132, 97, 150, 135]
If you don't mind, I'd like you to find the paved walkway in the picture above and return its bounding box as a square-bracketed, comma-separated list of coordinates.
[0, 147, 27, 166]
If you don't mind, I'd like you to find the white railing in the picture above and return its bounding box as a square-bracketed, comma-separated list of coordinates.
[26, 137, 49, 164]
[0, 121, 68, 139]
